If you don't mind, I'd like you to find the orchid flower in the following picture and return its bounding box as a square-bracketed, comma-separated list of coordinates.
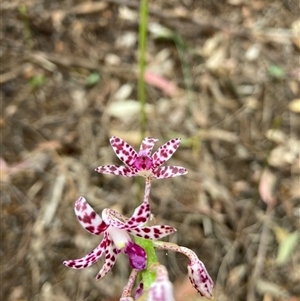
[63, 194, 176, 280]
[154, 241, 214, 299]
[95, 136, 187, 179]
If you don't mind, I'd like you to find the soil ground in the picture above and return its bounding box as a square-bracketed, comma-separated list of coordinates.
[1, 0, 300, 300]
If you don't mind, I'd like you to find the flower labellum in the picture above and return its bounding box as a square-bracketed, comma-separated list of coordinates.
[123, 241, 147, 270]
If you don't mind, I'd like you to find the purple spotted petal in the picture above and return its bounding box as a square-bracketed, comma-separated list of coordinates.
[123, 241, 147, 270]
[95, 165, 138, 177]
[95, 235, 120, 280]
[188, 258, 214, 298]
[109, 136, 137, 167]
[128, 225, 177, 240]
[63, 233, 108, 269]
[152, 166, 187, 179]
[139, 137, 158, 156]
[103, 202, 150, 230]
[102, 208, 124, 228]
[152, 138, 181, 168]
[123, 199, 150, 228]
[102, 180, 151, 230]
[74, 196, 108, 235]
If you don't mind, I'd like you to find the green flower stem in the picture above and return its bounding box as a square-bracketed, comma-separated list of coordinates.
[135, 237, 157, 289]
[173, 33, 193, 116]
[18, 4, 33, 50]
[138, 0, 148, 138]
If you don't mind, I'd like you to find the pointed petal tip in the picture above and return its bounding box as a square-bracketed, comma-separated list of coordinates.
[95, 165, 137, 177]
[76, 196, 85, 203]
[153, 166, 188, 179]
[63, 260, 82, 269]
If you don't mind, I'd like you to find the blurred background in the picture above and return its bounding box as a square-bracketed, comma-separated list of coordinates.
[1, 0, 300, 300]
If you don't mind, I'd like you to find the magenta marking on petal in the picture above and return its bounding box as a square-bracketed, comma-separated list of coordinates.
[134, 151, 153, 171]
[95, 236, 120, 280]
[153, 166, 187, 179]
[134, 282, 144, 300]
[123, 241, 147, 270]
[104, 180, 152, 230]
[139, 137, 158, 156]
[187, 258, 214, 298]
[109, 136, 137, 167]
[74, 197, 108, 235]
[95, 165, 138, 177]
[63, 233, 109, 269]
[102, 208, 125, 228]
[123, 201, 150, 229]
[128, 225, 176, 240]
[152, 138, 181, 168]
[103, 201, 150, 231]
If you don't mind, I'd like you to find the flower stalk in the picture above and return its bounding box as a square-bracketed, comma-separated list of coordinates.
[138, 0, 148, 138]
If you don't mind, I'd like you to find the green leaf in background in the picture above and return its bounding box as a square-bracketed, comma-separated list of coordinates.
[86, 72, 100, 86]
[276, 231, 299, 265]
[29, 75, 47, 88]
[268, 65, 286, 79]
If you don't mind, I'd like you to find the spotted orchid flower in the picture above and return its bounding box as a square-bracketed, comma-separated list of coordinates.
[63, 195, 176, 280]
[154, 242, 214, 299]
[95, 136, 187, 179]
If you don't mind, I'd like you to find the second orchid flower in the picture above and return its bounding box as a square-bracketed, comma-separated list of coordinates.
[64, 194, 176, 279]
[96, 136, 187, 179]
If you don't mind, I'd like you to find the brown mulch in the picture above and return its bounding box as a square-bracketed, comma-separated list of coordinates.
[1, 0, 300, 301]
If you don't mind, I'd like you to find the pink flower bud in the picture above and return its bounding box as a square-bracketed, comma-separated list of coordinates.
[187, 258, 214, 298]
[146, 264, 175, 301]
[153, 242, 214, 299]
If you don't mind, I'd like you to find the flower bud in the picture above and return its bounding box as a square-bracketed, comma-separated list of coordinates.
[146, 264, 175, 301]
[187, 258, 214, 298]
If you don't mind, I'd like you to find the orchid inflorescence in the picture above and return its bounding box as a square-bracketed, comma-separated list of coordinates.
[64, 136, 214, 300]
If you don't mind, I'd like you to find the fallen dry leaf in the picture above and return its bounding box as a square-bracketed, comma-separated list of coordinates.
[145, 71, 178, 96]
[258, 168, 277, 208]
[288, 99, 300, 113]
